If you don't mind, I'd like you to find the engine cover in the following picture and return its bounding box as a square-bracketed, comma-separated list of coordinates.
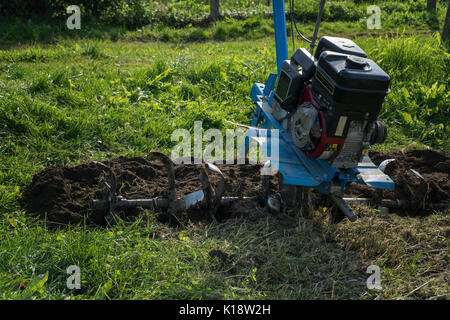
[312, 51, 391, 127]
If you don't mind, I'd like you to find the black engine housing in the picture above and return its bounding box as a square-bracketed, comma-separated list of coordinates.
[311, 50, 390, 139]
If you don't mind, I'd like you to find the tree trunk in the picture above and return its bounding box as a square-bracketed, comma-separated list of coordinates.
[210, 0, 220, 21]
[443, 0, 450, 43]
[427, 0, 437, 11]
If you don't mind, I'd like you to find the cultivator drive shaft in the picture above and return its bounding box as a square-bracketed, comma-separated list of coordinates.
[91, 152, 245, 224]
[91, 151, 442, 224]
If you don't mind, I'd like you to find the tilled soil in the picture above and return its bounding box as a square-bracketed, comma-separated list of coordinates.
[20, 156, 266, 227]
[345, 149, 450, 216]
[20, 149, 449, 226]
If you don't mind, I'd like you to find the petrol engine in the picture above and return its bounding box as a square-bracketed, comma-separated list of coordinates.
[272, 36, 390, 169]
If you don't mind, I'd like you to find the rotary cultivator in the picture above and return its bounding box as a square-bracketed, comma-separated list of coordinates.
[20, 1, 449, 227]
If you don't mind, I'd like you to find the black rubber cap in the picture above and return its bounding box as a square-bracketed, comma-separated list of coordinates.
[345, 55, 367, 69]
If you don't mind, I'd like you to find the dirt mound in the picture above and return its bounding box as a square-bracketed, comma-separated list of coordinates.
[345, 149, 450, 216]
[20, 156, 265, 227]
[20, 149, 449, 226]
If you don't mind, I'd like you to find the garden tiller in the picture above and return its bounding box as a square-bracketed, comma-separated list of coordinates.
[93, 0, 394, 223]
[240, 0, 394, 221]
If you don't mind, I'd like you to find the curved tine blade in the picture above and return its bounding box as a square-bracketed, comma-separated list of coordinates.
[262, 175, 270, 199]
[378, 159, 396, 173]
[205, 162, 223, 176]
[410, 169, 425, 181]
[170, 190, 205, 213]
[204, 162, 225, 200]
[199, 167, 213, 206]
[147, 152, 176, 203]
[93, 160, 108, 168]
[261, 161, 272, 199]
[93, 161, 117, 193]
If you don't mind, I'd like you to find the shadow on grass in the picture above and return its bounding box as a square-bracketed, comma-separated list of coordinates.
[0, 17, 133, 49]
[0, 14, 279, 49]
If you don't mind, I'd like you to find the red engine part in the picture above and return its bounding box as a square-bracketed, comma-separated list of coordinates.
[299, 87, 345, 161]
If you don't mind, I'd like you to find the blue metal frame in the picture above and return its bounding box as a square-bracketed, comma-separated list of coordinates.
[273, 0, 289, 74]
[248, 80, 394, 194]
[244, 0, 394, 195]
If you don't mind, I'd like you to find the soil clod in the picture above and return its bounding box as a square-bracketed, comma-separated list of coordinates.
[346, 149, 450, 216]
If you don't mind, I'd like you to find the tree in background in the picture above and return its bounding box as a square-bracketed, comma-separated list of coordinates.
[210, 0, 220, 21]
[427, 0, 437, 11]
[443, 0, 450, 42]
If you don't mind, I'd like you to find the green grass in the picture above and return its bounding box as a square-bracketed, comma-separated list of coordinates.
[0, 9, 449, 299]
[0, 212, 368, 299]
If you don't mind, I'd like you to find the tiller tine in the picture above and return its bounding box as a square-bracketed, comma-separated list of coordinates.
[91, 154, 226, 224]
